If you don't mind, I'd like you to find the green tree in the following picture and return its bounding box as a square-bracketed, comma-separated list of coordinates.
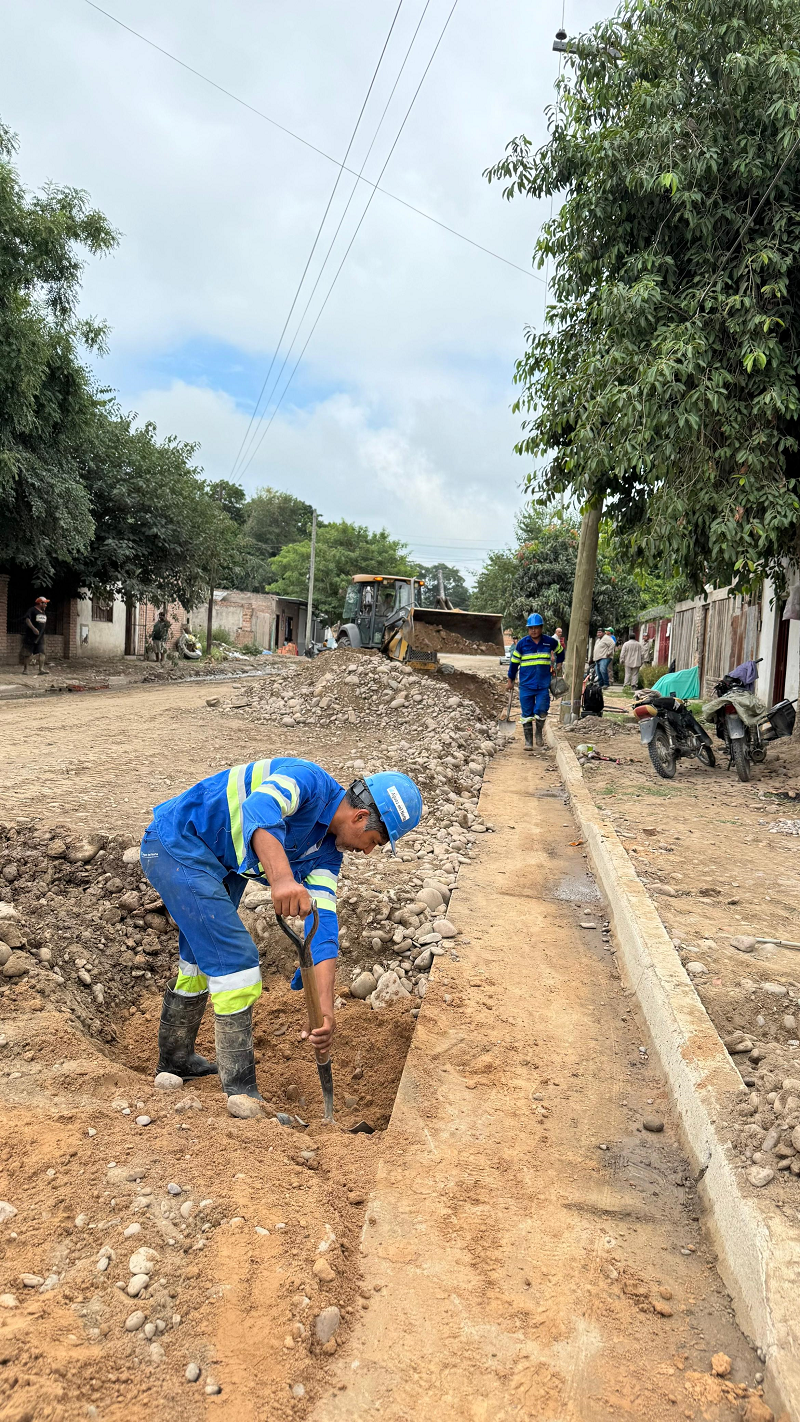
[207, 479, 247, 526]
[268, 521, 416, 626]
[0, 121, 117, 577]
[415, 563, 472, 609]
[473, 506, 642, 635]
[471, 548, 518, 618]
[243, 487, 315, 561]
[486, 0, 800, 592]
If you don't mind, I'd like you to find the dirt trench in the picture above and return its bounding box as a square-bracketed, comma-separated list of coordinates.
[0, 677, 780, 1420]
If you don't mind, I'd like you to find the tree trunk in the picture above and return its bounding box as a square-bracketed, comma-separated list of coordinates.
[561, 501, 603, 723]
[206, 586, 215, 656]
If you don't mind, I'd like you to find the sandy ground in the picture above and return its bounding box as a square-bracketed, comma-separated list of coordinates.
[313, 740, 769, 1421]
[0, 678, 783, 1421]
[567, 714, 800, 1209]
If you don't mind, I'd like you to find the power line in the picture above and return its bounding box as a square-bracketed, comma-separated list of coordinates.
[236, 0, 461, 478]
[83, 0, 541, 283]
[233, 0, 435, 476]
[229, 0, 406, 478]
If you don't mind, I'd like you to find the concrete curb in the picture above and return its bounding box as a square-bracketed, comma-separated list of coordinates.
[547, 723, 800, 1419]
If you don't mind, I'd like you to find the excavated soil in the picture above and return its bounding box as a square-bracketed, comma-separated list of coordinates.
[566, 715, 800, 1210]
[0, 658, 504, 1419]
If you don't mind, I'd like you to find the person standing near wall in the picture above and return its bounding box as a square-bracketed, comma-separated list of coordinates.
[150, 611, 171, 662]
[20, 596, 49, 674]
[619, 631, 645, 690]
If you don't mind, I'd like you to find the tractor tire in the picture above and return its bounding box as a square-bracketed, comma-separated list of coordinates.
[337, 632, 353, 649]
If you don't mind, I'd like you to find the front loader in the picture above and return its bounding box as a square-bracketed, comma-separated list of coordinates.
[336, 573, 504, 668]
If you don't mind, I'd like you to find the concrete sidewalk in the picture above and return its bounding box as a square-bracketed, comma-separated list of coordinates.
[310, 740, 761, 1422]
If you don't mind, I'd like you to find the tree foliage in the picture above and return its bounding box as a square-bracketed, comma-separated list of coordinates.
[415, 563, 472, 609]
[486, 0, 800, 591]
[472, 506, 643, 635]
[267, 521, 416, 626]
[243, 486, 315, 563]
[0, 121, 117, 576]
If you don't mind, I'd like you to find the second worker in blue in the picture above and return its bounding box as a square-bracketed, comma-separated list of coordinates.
[508, 613, 561, 750]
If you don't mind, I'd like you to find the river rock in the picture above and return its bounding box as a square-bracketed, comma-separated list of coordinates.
[127, 1273, 150, 1297]
[417, 886, 444, 911]
[371, 971, 411, 1010]
[731, 935, 757, 953]
[643, 1116, 664, 1133]
[762, 982, 788, 997]
[312, 1258, 335, 1282]
[153, 1071, 183, 1092]
[432, 918, 457, 939]
[2, 952, 32, 979]
[685, 961, 707, 977]
[0, 945, 10, 967]
[414, 948, 433, 971]
[350, 972, 377, 1001]
[185, 1363, 201, 1382]
[314, 1306, 341, 1344]
[129, 1247, 159, 1275]
[0, 925, 26, 949]
[227, 1094, 262, 1119]
[125, 1310, 146, 1331]
[122, 846, 141, 866]
[46, 840, 67, 858]
[747, 1165, 774, 1188]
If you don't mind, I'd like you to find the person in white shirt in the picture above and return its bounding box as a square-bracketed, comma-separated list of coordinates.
[619, 632, 646, 689]
[592, 628, 615, 687]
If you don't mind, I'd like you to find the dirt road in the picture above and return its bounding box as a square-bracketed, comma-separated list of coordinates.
[0, 676, 777, 1420]
[314, 741, 765, 1421]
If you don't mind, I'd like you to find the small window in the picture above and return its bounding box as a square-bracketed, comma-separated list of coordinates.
[342, 583, 361, 620]
[92, 599, 114, 623]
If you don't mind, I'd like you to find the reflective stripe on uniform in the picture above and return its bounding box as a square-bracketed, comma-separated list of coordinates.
[304, 868, 338, 914]
[226, 763, 248, 866]
[250, 772, 300, 818]
[207, 965, 262, 1015]
[175, 959, 209, 997]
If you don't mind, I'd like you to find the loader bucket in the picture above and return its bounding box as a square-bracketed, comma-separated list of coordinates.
[409, 608, 505, 657]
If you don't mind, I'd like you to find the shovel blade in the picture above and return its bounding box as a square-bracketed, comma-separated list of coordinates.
[349, 1121, 375, 1135]
[316, 1058, 335, 1123]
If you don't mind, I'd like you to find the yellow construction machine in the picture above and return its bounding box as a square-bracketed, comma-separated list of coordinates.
[337, 572, 504, 668]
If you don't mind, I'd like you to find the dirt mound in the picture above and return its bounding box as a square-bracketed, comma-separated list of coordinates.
[407, 622, 500, 656]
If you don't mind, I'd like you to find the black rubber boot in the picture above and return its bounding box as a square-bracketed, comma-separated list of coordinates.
[523, 721, 534, 751]
[156, 982, 217, 1080]
[535, 717, 546, 747]
[214, 1006, 263, 1099]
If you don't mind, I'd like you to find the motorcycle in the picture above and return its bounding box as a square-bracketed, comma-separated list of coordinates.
[632, 690, 715, 780]
[702, 660, 796, 782]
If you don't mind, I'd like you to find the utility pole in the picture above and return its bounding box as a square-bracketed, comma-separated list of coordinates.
[305, 510, 317, 651]
[561, 501, 603, 723]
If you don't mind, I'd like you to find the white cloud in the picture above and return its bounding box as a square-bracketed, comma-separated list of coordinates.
[1, 0, 608, 569]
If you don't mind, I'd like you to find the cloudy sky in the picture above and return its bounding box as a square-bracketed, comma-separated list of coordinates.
[3, 0, 606, 579]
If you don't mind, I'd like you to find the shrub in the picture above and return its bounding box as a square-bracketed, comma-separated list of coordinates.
[640, 662, 669, 688]
[211, 626, 236, 645]
[239, 640, 263, 656]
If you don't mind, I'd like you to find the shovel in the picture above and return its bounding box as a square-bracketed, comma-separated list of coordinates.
[276, 907, 335, 1124]
[498, 682, 517, 742]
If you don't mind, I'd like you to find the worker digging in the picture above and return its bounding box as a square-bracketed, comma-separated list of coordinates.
[140, 757, 422, 1118]
[507, 612, 560, 750]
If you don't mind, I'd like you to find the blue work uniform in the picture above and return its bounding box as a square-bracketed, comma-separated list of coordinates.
[139, 758, 344, 1016]
[508, 634, 559, 722]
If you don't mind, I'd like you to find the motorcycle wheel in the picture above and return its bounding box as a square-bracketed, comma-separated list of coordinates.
[649, 727, 677, 779]
[730, 737, 751, 782]
[697, 744, 715, 768]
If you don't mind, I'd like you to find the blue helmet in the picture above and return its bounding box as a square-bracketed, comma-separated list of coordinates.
[526, 613, 544, 628]
[363, 771, 422, 854]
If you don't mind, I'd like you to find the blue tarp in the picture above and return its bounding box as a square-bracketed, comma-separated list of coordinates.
[651, 666, 700, 700]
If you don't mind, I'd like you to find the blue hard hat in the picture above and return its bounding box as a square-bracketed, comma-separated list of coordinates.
[363, 771, 422, 854]
[526, 613, 544, 627]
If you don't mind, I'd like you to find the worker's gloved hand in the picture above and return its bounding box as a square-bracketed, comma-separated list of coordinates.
[302, 1012, 335, 1053]
[271, 877, 313, 918]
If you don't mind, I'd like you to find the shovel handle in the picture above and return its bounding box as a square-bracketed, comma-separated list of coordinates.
[275, 908, 329, 1064]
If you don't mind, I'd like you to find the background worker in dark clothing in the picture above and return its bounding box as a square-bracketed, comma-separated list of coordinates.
[151, 611, 171, 662]
[21, 596, 49, 674]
